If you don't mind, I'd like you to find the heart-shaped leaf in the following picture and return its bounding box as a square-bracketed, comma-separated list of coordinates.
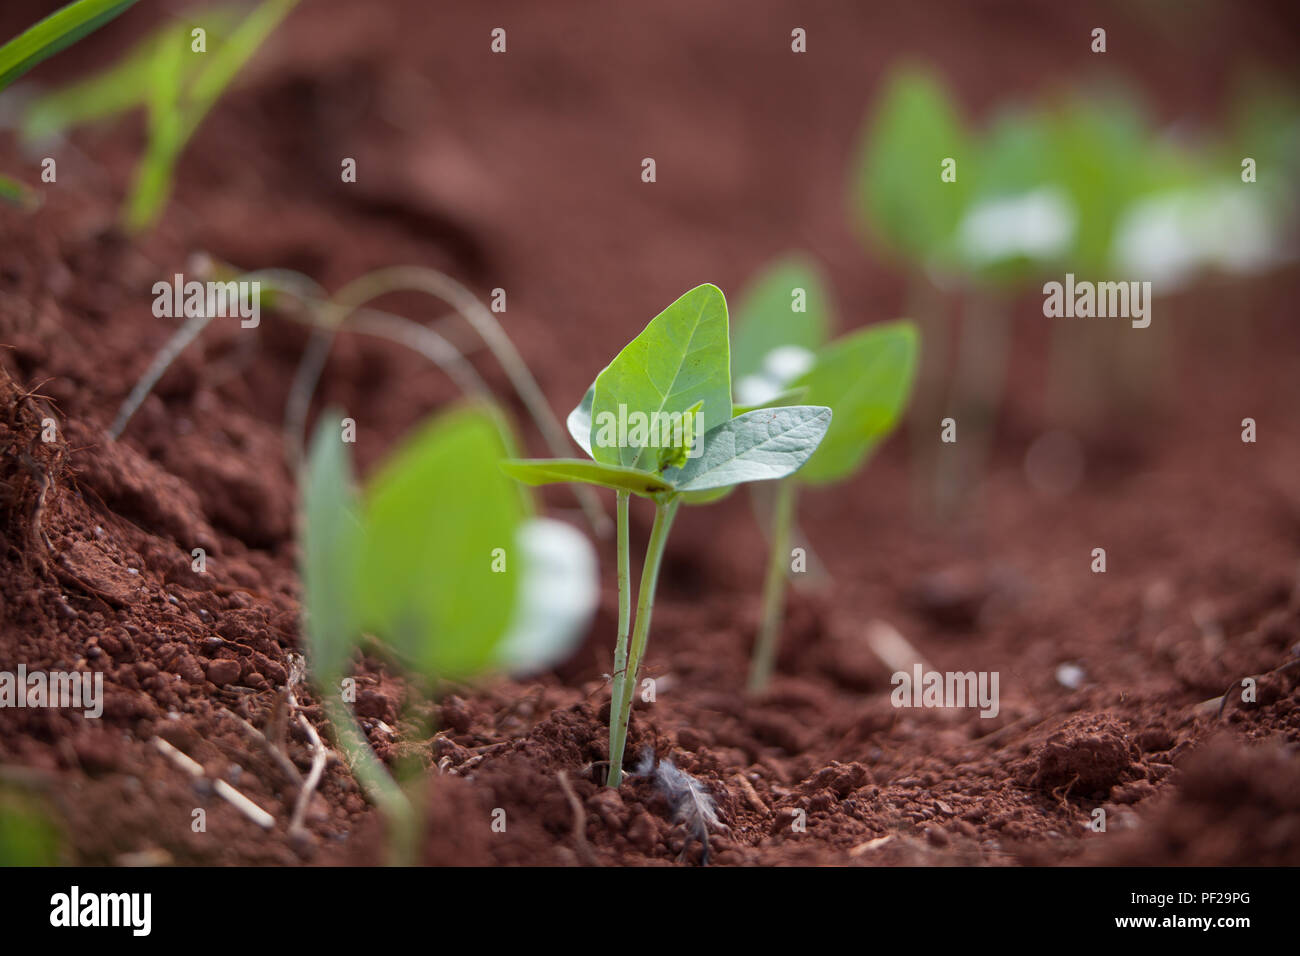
[731, 255, 833, 384]
[665, 405, 832, 493]
[591, 284, 731, 469]
[853, 67, 970, 268]
[791, 321, 918, 485]
[502, 458, 673, 498]
[358, 405, 528, 680]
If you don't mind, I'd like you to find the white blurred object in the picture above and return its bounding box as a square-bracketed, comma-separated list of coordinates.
[496, 518, 599, 676]
[1056, 662, 1086, 689]
[1111, 185, 1290, 289]
[956, 186, 1077, 266]
[734, 344, 816, 406]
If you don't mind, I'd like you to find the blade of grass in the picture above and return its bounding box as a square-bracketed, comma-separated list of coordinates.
[0, 0, 140, 91]
[122, 20, 186, 232]
[122, 0, 300, 231]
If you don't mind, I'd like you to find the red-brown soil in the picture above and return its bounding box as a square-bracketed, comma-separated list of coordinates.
[1, 0, 1299, 866]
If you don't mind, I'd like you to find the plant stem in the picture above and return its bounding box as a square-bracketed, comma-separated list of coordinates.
[606, 496, 679, 787]
[605, 490, 633, 787]
[325, 696, 417, 865]
[935, 293, 1009, 520]
[748, 477, 797, 693]
[328, 266, 611, 538]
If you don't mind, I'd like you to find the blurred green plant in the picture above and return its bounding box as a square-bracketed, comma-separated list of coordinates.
[0, 786, 64, 865]
[502, 284, 832, 786]
[19, 0, 298, 231]
[729, 256, 919, 690]
[851, 64, 1300, 516]
[0, 0, 140, 207]
[301, 404, 598, 863]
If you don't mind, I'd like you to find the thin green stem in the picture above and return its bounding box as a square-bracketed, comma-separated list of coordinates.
[325, 696, 417, 866]
[748, 477, 797, 692]
[605, 490, 633, 787]
[606, 496, 679, 787]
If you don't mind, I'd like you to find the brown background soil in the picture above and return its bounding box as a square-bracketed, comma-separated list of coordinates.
[1, 0, 1299, 865]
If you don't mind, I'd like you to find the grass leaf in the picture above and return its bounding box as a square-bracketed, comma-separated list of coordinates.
[0, 0, 139, 92]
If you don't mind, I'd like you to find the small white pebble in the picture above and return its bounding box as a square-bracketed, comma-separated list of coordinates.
[1056, 662, 1086, 689]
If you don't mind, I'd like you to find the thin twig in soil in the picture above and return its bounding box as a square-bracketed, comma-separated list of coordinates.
[556, 770, 599, 867]
[288, 713, 328, 840]
[1215, 657, 1300, 719]
[151, 736, 275, 830]
[226, 709, 302, 788]
[108, 310, 215, 439]
[733, 772, 769, 815]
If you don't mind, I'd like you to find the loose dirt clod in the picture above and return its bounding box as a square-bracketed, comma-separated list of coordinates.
[1020, 715, 1140, 798]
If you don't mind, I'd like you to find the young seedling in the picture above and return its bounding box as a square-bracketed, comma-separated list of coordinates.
[0, 0, 141, 207]
[17, 0, 299, 230]
[731, 259, 919, 691]
[501, 283, 832, 787]
[300, 403, 598, 864]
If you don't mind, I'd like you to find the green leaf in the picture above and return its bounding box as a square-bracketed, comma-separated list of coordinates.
[678, 485, 736, 506]
[664, 405, 832, 493]
[21, 10, 243, 142]
[733, 385, 808, 416]
[591, 284, 731, 469]
[122, 21, 187, 232]
[951, 110, 1077, 283]
[181, 0, 298, 140]
[502, 458, 674, 498]
[0, 788, 63, 865]
[792, 321, 918, 485]
[0, 0, 140, 92]
[301, 412, 362, 687]
[358, 406, 527, 681]
[123, 0, 299, 232]
[565, 382, 597, 457]
[0, 172, 36, 209]
[1044, 99, 1143, 274]
[853, 66, 970, 266]
[731, 255, 833, 383]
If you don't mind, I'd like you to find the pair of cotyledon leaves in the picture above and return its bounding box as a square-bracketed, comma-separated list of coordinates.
[301, 407, 598, 687]
[502, 284, 837, 502]
[506, 280, 917, 498]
